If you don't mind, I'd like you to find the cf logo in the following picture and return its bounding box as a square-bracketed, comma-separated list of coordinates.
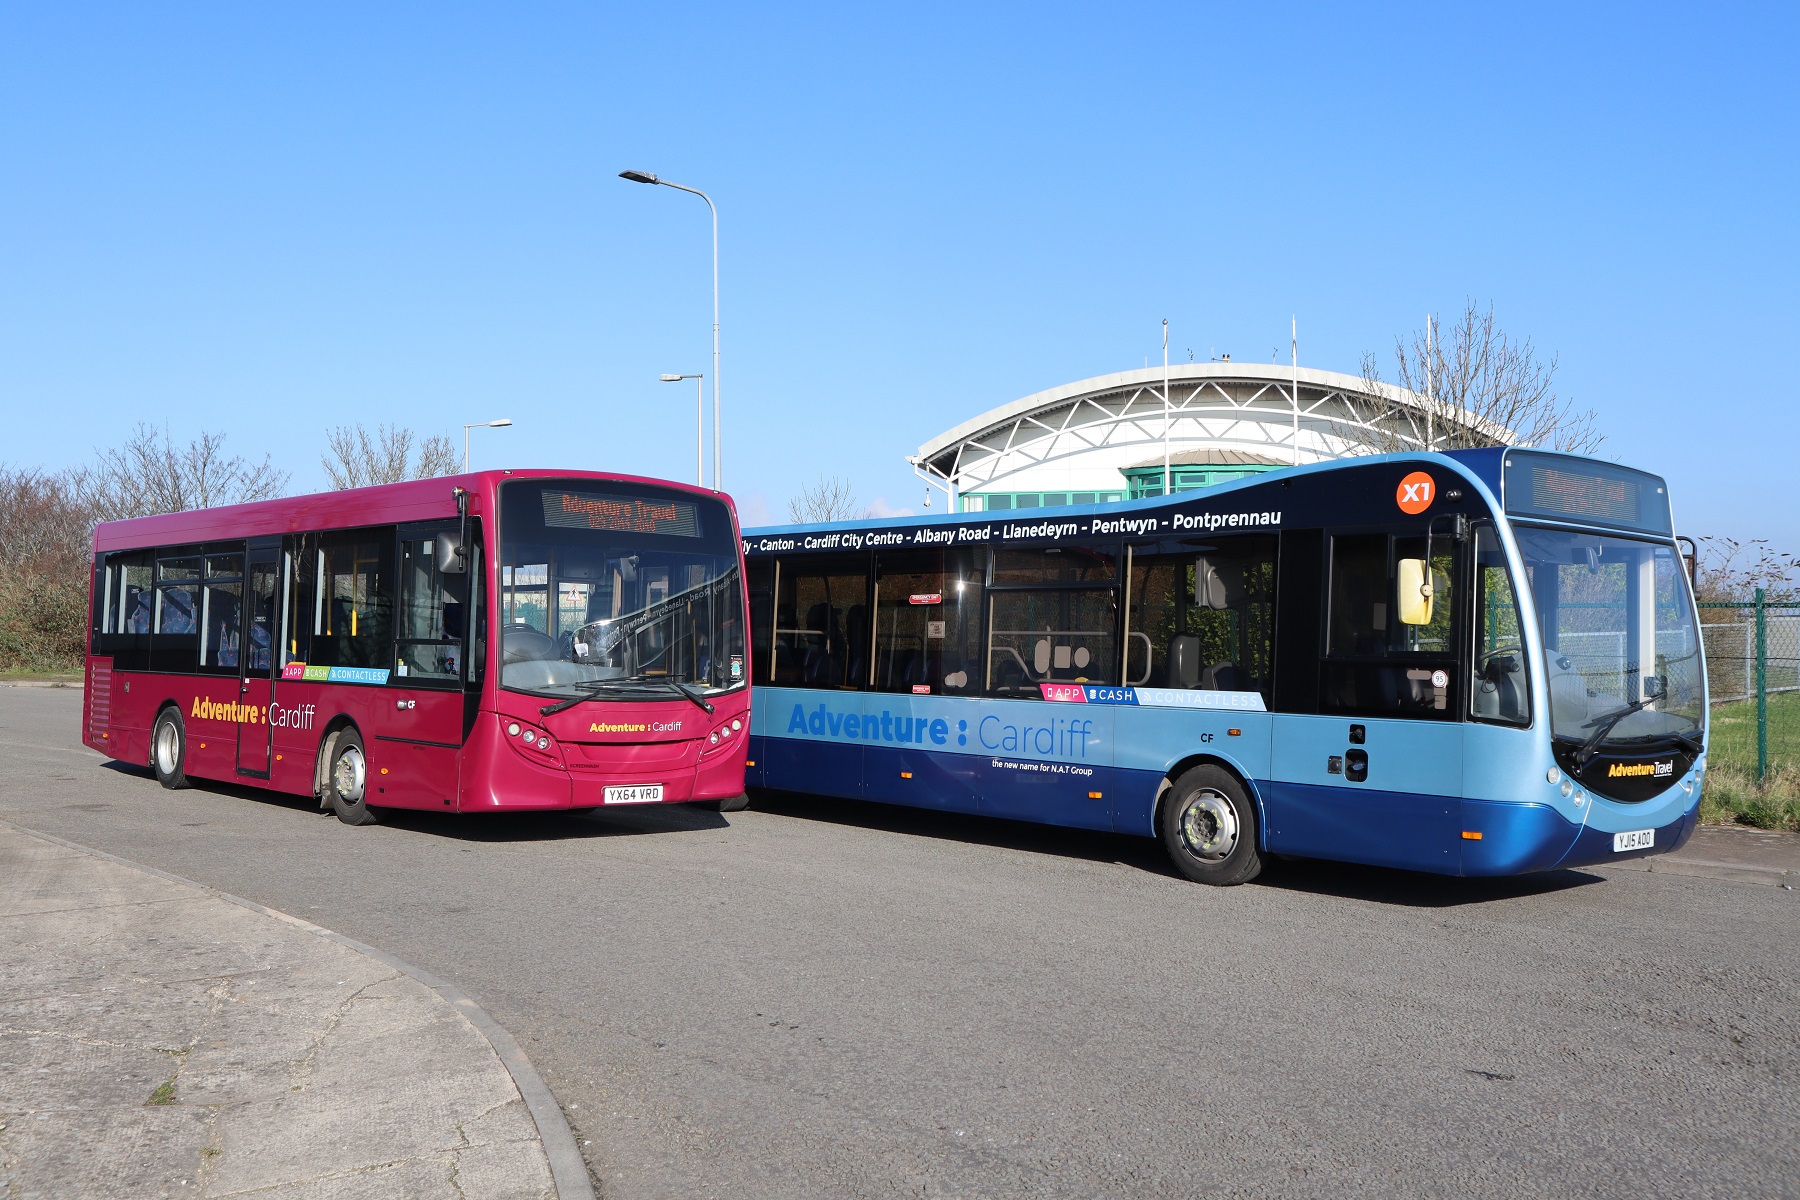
[1396, 471, 1434, 515]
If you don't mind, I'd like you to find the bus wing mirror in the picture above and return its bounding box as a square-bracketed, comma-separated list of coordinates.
[435, 531, 467, 574]
[1397, 557, 1434, 625]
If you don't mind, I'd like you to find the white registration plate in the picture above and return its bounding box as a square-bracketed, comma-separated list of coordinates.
[604, 785, 665, 805]
[1613, 829, 1655, 853]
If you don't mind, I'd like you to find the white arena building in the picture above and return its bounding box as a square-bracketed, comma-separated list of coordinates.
[909, 362, 1502, 513]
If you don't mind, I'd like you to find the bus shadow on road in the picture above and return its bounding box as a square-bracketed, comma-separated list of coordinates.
[749, 789, 1607, 907]
[378, 804, 731, 842]
[1257, 858, 1607, 908]
[100, 761, 731, 840]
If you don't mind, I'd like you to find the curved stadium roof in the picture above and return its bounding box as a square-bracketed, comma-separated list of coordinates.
[912, 361, 1507, 503]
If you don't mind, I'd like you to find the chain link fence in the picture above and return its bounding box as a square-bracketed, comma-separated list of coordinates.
[1700, 591, 1800, 781]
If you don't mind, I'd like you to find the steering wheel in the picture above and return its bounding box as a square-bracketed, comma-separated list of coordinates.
[1481, 644, 1524, 681]
[502, 622, 559, 664]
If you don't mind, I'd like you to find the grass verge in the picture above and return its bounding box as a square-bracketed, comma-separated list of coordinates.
[1702, 693, 1800, 830]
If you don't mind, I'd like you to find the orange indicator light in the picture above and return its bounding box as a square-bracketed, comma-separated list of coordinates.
[745, 760, 755, 767]
[1088, 791, 1103, 799]
[1227, 728, 1242, 737]
[900, 771, 913, 779]
[1461, 831, 1483, 840]
[275, 754, 283, 761]
[379, 767, 389, 775]
[199, 742, 206, 749]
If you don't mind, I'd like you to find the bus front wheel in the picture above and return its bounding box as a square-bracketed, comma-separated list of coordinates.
[151, 708, 191, 790]
[324, 731, 381, 826]
[1159, 765, 1262, 886]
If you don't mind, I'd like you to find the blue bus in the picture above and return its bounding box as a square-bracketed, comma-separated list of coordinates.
[740, 449, 1706, 885]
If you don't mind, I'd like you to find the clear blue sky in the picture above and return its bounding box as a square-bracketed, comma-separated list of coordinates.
[3, 3, 1795, 545]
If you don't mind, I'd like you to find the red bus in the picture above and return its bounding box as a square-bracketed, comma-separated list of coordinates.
[81, 470, 752, 824]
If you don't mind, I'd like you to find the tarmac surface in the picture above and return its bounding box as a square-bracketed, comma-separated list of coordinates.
[3, 685, 1797, 1199]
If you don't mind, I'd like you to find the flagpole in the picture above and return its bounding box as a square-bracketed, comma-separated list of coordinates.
[1291, 316, 1300, 466]
[1162, 319, 1171, 497]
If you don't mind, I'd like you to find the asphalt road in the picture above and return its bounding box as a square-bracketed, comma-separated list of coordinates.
[4, 687, 1796, 1199]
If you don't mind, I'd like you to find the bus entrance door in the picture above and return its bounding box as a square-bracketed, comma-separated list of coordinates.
[236, 547, 279, 777]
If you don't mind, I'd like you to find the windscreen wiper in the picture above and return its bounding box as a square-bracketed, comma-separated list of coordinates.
[538, 680, 625, 716]
[1573, 696, 1659, 768]
[619, 674, 716, 714]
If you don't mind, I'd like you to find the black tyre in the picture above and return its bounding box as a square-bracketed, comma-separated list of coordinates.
[324, 730, 381, 826]
[1158, 764, 1262, 886]
[708, 793, 750, 813]
[150, 707, 191, 790]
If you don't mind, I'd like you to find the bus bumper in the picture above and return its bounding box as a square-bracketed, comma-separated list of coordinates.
[1456, 796, 1700, 876]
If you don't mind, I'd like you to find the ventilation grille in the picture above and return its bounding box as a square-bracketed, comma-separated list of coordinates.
[88, 660, 112, 741]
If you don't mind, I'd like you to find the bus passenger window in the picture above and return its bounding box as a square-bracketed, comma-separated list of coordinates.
[987, 588, 1117, 696]
[312, 532, 395, 670]
[769, 554, 868, 689]
[199, 552, 244, 671]
[1125, 535, 1275, 700]
[872, 548, 985, 695]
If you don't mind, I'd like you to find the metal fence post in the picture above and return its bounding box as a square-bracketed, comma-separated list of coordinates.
[1754, 586, 1767, 782]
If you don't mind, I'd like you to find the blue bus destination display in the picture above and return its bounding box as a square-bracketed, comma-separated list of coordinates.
[1502, 450, 1672, 535]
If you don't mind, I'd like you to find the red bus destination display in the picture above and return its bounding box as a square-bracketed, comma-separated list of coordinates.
[542, 489, 702, 537]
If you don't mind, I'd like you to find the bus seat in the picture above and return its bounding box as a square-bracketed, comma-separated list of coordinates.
[1201, 662, 1246, 692]
[1168, 635, 1202, 689]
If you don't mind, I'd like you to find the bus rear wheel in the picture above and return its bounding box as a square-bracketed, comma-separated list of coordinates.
[151, 707, 191, 790]
[707, 794, 750, 813]
[324, 731, 381, 826]
[1159, 765, 1262, 886]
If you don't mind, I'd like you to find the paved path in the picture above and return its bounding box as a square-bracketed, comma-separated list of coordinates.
[0, 823, 560, 1198]
[3, 688, 1797, 1198]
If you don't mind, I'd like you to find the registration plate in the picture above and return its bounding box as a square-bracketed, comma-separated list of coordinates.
[604, 785, 664, 805]
[1613, 829, 1655, 852]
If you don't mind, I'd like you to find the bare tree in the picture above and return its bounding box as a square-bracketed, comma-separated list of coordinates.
[321, 423, 458, 490]
[1357, 300, 1602, 454]
[787, 476, 870, 523]
[0, 466, 95, 672]
[75, 424, 288, 521]
[0, 466, 92, 571]
[1693, 536, 1800, 605]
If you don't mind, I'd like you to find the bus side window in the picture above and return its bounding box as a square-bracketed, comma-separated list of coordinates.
[1472, 526, 1529, 725]
[280, 537, 315, 670]
[872, 548, 984, 695]
[1124, 535, 1275, 700]
[395, 527, 467, 684]
[312, 529, 396, 671]
[1322, 532, 1461, 719]
[748, 557, 775, 684]
[199, 550, 245, 672]
[985, 545, 1119, 697]
[152, 552, 202, 673]
[770, 554, 869, 689]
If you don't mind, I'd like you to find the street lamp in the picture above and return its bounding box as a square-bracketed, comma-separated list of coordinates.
[660, 373, 704, 485]
[463, 418, 513, 471]
[619, 169, 721, 489]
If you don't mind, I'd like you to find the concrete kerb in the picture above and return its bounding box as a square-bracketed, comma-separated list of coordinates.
[8, 822, 597, 1200]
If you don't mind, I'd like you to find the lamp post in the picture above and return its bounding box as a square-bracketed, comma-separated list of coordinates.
[463, 419, 513, 471]
[620, 170, 721, 488]
[660, 373, 704, 485]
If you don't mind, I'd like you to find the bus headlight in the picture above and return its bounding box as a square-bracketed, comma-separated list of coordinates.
[1559, 779, 1573, 799]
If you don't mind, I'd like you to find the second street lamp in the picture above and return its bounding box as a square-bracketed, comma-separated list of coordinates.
[660, 373, 704, 486]
[620, 169, 721, 489]
[462, 418, 513, 472]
